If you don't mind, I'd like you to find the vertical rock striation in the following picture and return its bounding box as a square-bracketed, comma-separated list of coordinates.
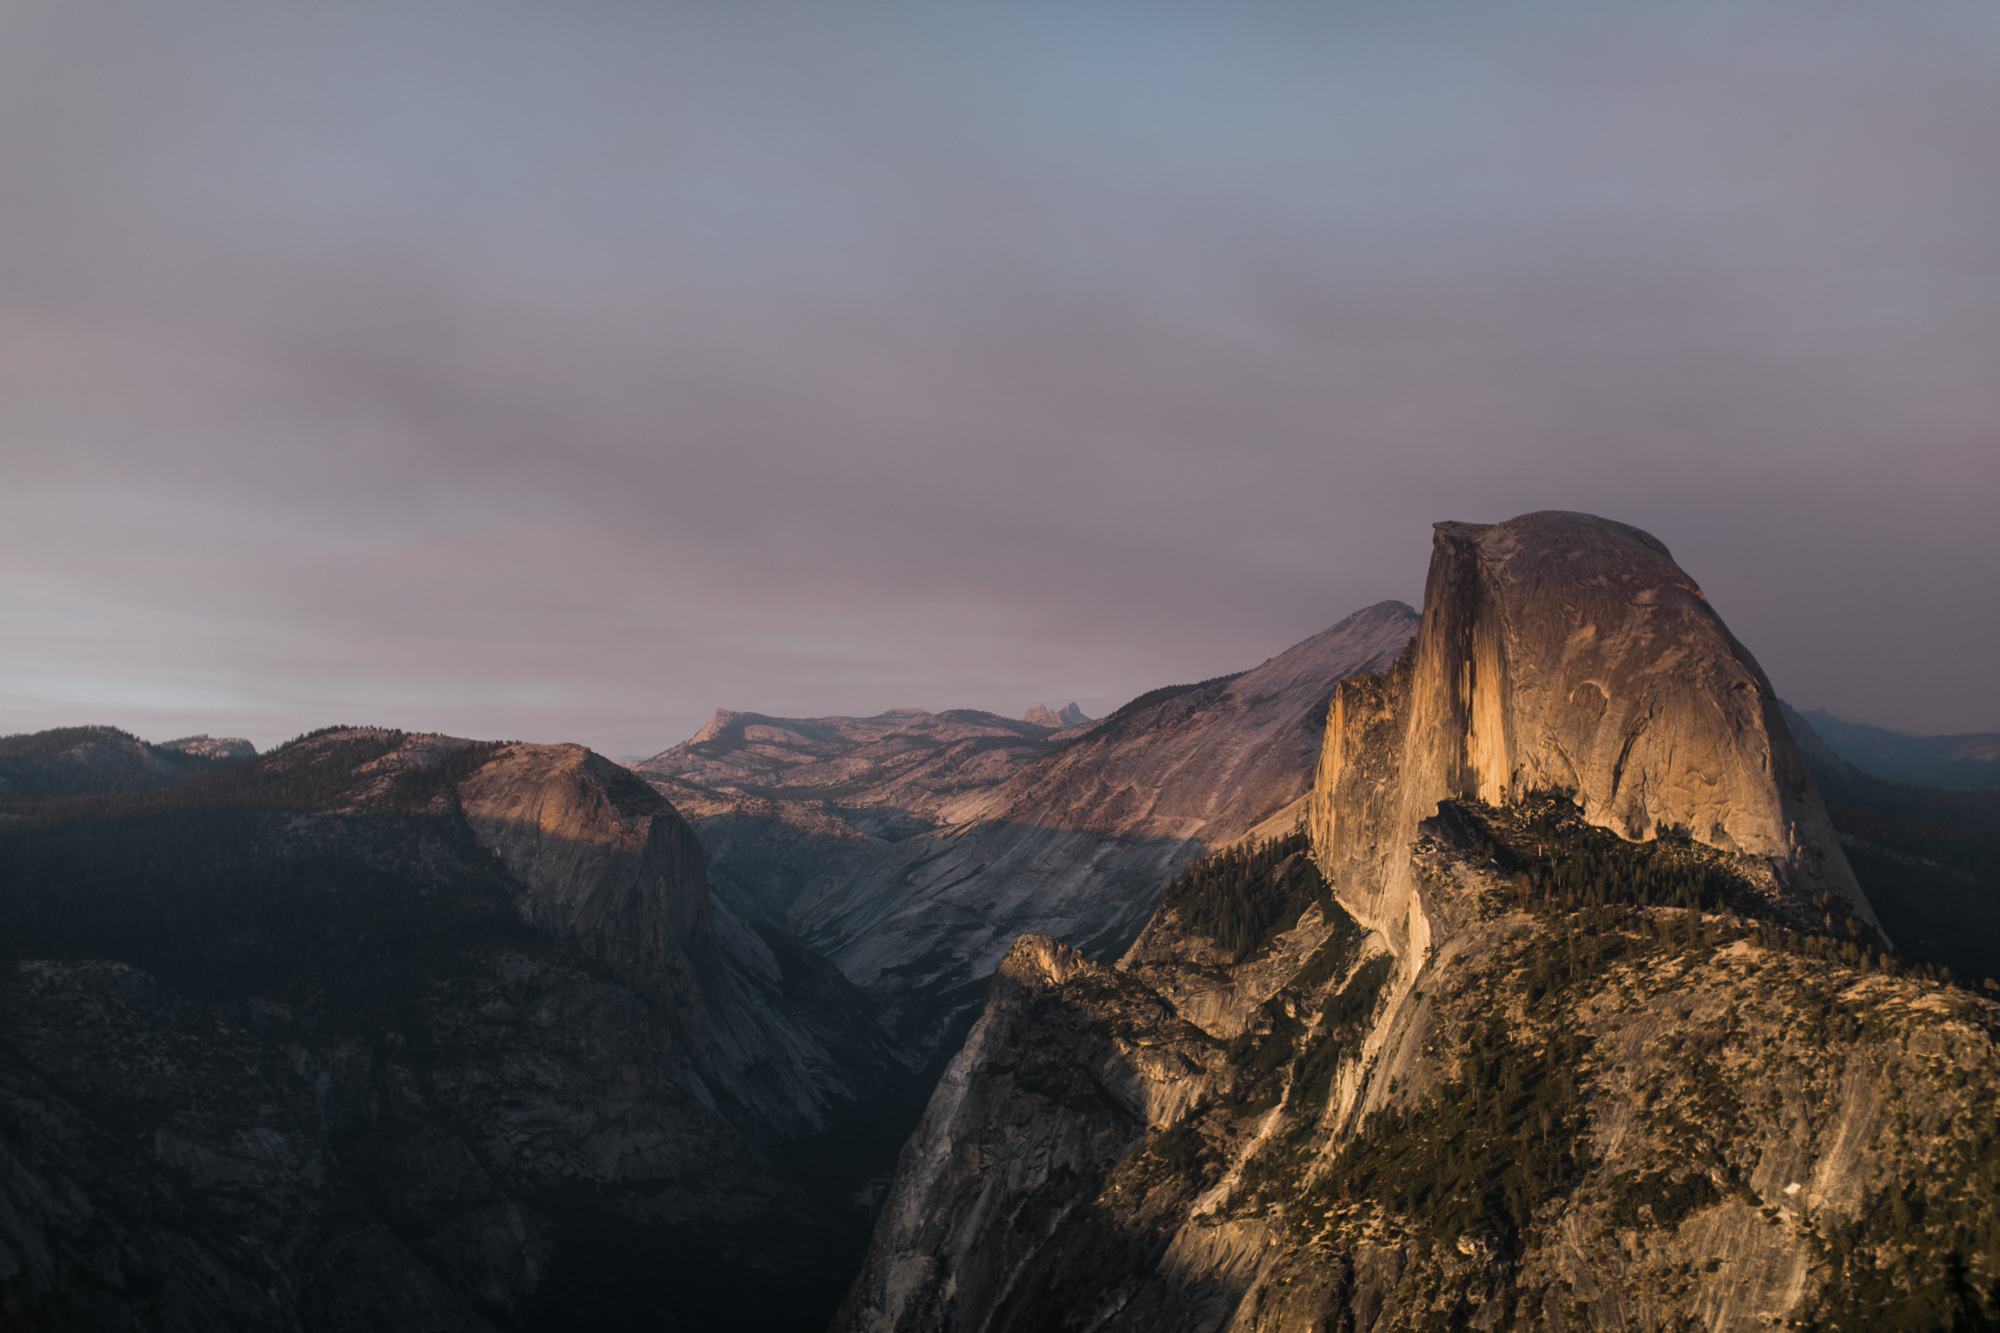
[1309, 511, 1874, 961]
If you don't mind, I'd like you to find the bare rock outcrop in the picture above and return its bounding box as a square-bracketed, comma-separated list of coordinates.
[835, 936, 1220, 1333]
[1058, 702, 1094, 729]
[160, 734, 258, 761]
[1025, 703, 1096, 730]
[458, 744, 721, 1028]
[1310, 512, 1874, 961]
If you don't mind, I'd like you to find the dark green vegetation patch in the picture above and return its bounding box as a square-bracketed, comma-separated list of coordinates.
[1607, 1167, 1722, 1231]
[1090, 672, 1245, 744]
[1317, 1020, 1591, 1248]
[0, 725, 240, 800]
[1816, 1124, 2000, 1331]
[1448, 791, 1754, 916]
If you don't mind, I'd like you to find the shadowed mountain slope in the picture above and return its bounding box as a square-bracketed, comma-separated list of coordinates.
[792, 600, 1418, 1055]
[0, 727, 909, 1332]
[1798, 708, 2000, 789]
[1782, 705, 2000, 991]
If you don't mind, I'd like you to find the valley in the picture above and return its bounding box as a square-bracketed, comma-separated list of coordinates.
[2, 514, 1995, 1332]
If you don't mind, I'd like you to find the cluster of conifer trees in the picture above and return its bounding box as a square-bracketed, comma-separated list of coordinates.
[1159, 828, 1329, 962]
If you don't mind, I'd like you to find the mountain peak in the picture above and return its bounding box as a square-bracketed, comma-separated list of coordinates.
[160, 734, 257, 761]
[1310, 509, 1873, 960]
[1023, 702, 1095, 729]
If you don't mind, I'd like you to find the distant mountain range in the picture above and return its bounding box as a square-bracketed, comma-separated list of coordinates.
[4, 518, 1997, 1332]
[1795, 708, 2000, 788]
[0, 724, 256, 798]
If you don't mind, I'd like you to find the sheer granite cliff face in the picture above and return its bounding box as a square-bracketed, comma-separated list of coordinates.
[840, 938, 1221, 1331]
[837, 515, 1987, 1333]
[1309, 512, 1874, 964]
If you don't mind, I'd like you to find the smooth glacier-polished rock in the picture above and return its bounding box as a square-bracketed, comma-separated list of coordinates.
[1309, 511, 1874, 960]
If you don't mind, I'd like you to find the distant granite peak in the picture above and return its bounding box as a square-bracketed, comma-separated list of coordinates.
[159, 734, 257, 761]
[1022, 703, 1093, 730]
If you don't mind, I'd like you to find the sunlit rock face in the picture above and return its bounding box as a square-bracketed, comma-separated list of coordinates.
[1309, 511, 1874, 959]
[836, 514, 1960, 1333]
[459, 743, 721, 1028]
[457, 741, 905, 1136]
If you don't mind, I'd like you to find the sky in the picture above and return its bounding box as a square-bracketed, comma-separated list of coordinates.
[2, 0, 1997, 757]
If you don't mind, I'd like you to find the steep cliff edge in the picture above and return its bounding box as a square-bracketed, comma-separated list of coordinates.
[1310, 512, 1872, 963]
[839, 514, 1993, 1333]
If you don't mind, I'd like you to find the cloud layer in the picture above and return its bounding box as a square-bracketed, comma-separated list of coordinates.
[3, 0, 1997, 753]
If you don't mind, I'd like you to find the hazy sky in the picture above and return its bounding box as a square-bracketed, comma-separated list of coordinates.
[3, 0, 1997, 756]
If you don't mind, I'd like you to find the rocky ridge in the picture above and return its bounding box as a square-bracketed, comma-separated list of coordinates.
[639, 707, 1069, 839]
[161, 734, 259, 762]
[0, 724, 254, 799]
[0, 727, 908, 1331]
[790, 600, 1418, 1054]
[837, 514, 1997, 1333]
